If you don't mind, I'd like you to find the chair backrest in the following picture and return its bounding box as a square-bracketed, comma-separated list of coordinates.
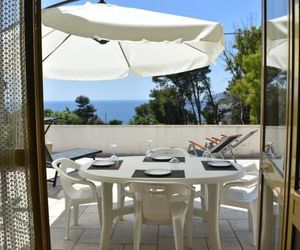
[209, 134, 241, 154]
[151, 147, 188, 157]
[230, 130, 258, 149]
[129, 182, 194, 224]
[51, 158, 85, 199]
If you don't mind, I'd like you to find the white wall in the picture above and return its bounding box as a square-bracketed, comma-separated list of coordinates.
[45, 125, 260, 156]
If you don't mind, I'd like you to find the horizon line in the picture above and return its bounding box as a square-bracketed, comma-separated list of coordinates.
[44, 99, 150, 102]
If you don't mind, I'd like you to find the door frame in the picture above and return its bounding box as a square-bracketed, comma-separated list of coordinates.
[25, 0, 51, 248]
[286, 0, 300, 248]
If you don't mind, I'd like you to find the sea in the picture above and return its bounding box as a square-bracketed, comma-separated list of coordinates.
[44, 100, 148, 124]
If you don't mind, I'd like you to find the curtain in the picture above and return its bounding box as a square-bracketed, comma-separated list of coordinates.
[0, 0, 35, 248]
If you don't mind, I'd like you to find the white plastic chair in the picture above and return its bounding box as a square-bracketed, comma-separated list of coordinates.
[118, 147, 189, 216]
[52, 158, 102, 239]
[129, 183, 195, 250]
[150, 147, 207, 218]
[220, 163, 258, 245]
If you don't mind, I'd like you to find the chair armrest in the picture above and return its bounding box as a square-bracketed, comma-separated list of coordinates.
[211, 136, 221, 142]
[222, 177, 258, 192]
[205, 137, 219, 144]
[60, 170, 99, 195]
[75, 178, 99, 199]
[188, 140, 207, 151]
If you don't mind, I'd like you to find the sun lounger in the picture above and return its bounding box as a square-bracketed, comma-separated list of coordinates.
[188, 130, 258, 162]
[188, 134, 242, 159]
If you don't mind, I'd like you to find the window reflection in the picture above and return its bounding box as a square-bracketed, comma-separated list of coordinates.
[261, 178, 283, 249]
[265, 11, 288, 172]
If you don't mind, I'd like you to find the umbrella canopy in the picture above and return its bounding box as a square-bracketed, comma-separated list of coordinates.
[266, 16, 287, 70]
[42, 2, 224, 80]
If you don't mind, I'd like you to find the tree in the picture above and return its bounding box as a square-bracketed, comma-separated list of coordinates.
[44, 108, 82, 124]
[44, 96, 103, 125]
[148, 86, 193, 124]
[223, 26, 262, 124]
[109, 119, 123, 125]
[152, 67, 218, 124]
[74, 95, 102, 124]
[129, 103, 158, 125]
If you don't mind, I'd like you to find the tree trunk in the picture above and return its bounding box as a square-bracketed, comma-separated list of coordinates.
[190, 79, 202, 124]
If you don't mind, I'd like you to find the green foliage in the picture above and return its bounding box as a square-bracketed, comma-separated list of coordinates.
[129, 103, 159, 125]
[74, 95, 102, 124]
[224, 26, 262, 124]
[148, 87, 189, 124]
[44, 109, 54, 118]
[44, 96, 103, 125]
[44, 108, 82, 124]
[265, 70, 287, 126]
[152, 67, 218, 124]
[109, 119, 123, 125]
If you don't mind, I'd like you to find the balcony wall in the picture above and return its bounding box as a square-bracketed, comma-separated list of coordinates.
[45, 125, 260, 157]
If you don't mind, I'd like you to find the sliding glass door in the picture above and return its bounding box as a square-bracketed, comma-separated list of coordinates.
[260, 0, 289, 248]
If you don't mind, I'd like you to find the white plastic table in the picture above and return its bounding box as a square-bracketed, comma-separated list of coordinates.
[79, 156, 244, 250]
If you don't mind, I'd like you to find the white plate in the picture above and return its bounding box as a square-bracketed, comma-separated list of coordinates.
[152, 155, 173, 161]
[207, 161, 232, 167]
[145, 169, 171, 176]
[93, 160, 115, 167]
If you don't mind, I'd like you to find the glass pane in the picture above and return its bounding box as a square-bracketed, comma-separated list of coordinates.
[261, 178, 283, 249]
[264, 0, 288, 173]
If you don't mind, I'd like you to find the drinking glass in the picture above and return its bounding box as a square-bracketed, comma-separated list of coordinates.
[169, 157, 181, 170]
[145, 139, 153, 158]
[110, 144, 119, 161]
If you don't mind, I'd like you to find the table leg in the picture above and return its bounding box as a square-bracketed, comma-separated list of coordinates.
[100, 182, 113, 250]
[207, 183, 221, 250]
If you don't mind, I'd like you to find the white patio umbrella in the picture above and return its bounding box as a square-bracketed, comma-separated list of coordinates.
[42, 2, 224, 80]
[266, 16, 287, 70]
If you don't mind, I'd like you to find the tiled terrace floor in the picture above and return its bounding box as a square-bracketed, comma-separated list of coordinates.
[48, 159, 258, 250]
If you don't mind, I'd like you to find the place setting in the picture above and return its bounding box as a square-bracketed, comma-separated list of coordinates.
[201, 160, 237, 171]
[143, 147, 186, 163]
[88, 144, 123, 170]
[133, 145, 186, 177]
[132, 168, 185, 178]
[88, 159, 123, 170]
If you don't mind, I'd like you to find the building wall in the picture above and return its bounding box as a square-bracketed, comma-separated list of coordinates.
[45, 125, 260, 157]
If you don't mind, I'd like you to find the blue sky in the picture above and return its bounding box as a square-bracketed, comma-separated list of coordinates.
[42, 0, 261, 101]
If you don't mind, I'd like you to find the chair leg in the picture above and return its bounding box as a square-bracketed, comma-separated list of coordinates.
[64, 199, 72, 240]
[133, 212, 142, 250]
[250, 199, 258, 246]
[53, 170, 58, 187]
[117, 183, 125, 220]
[73, 204, 79, 226]
[186, 203, 193, 249]
[201, 184, 208, 223]
[97, 197, 102, 227]
[172, 217, 184, 250]
[229, 148, 237, 162]
[248, 207, 253, 231]
[200, 184, 206, 210]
